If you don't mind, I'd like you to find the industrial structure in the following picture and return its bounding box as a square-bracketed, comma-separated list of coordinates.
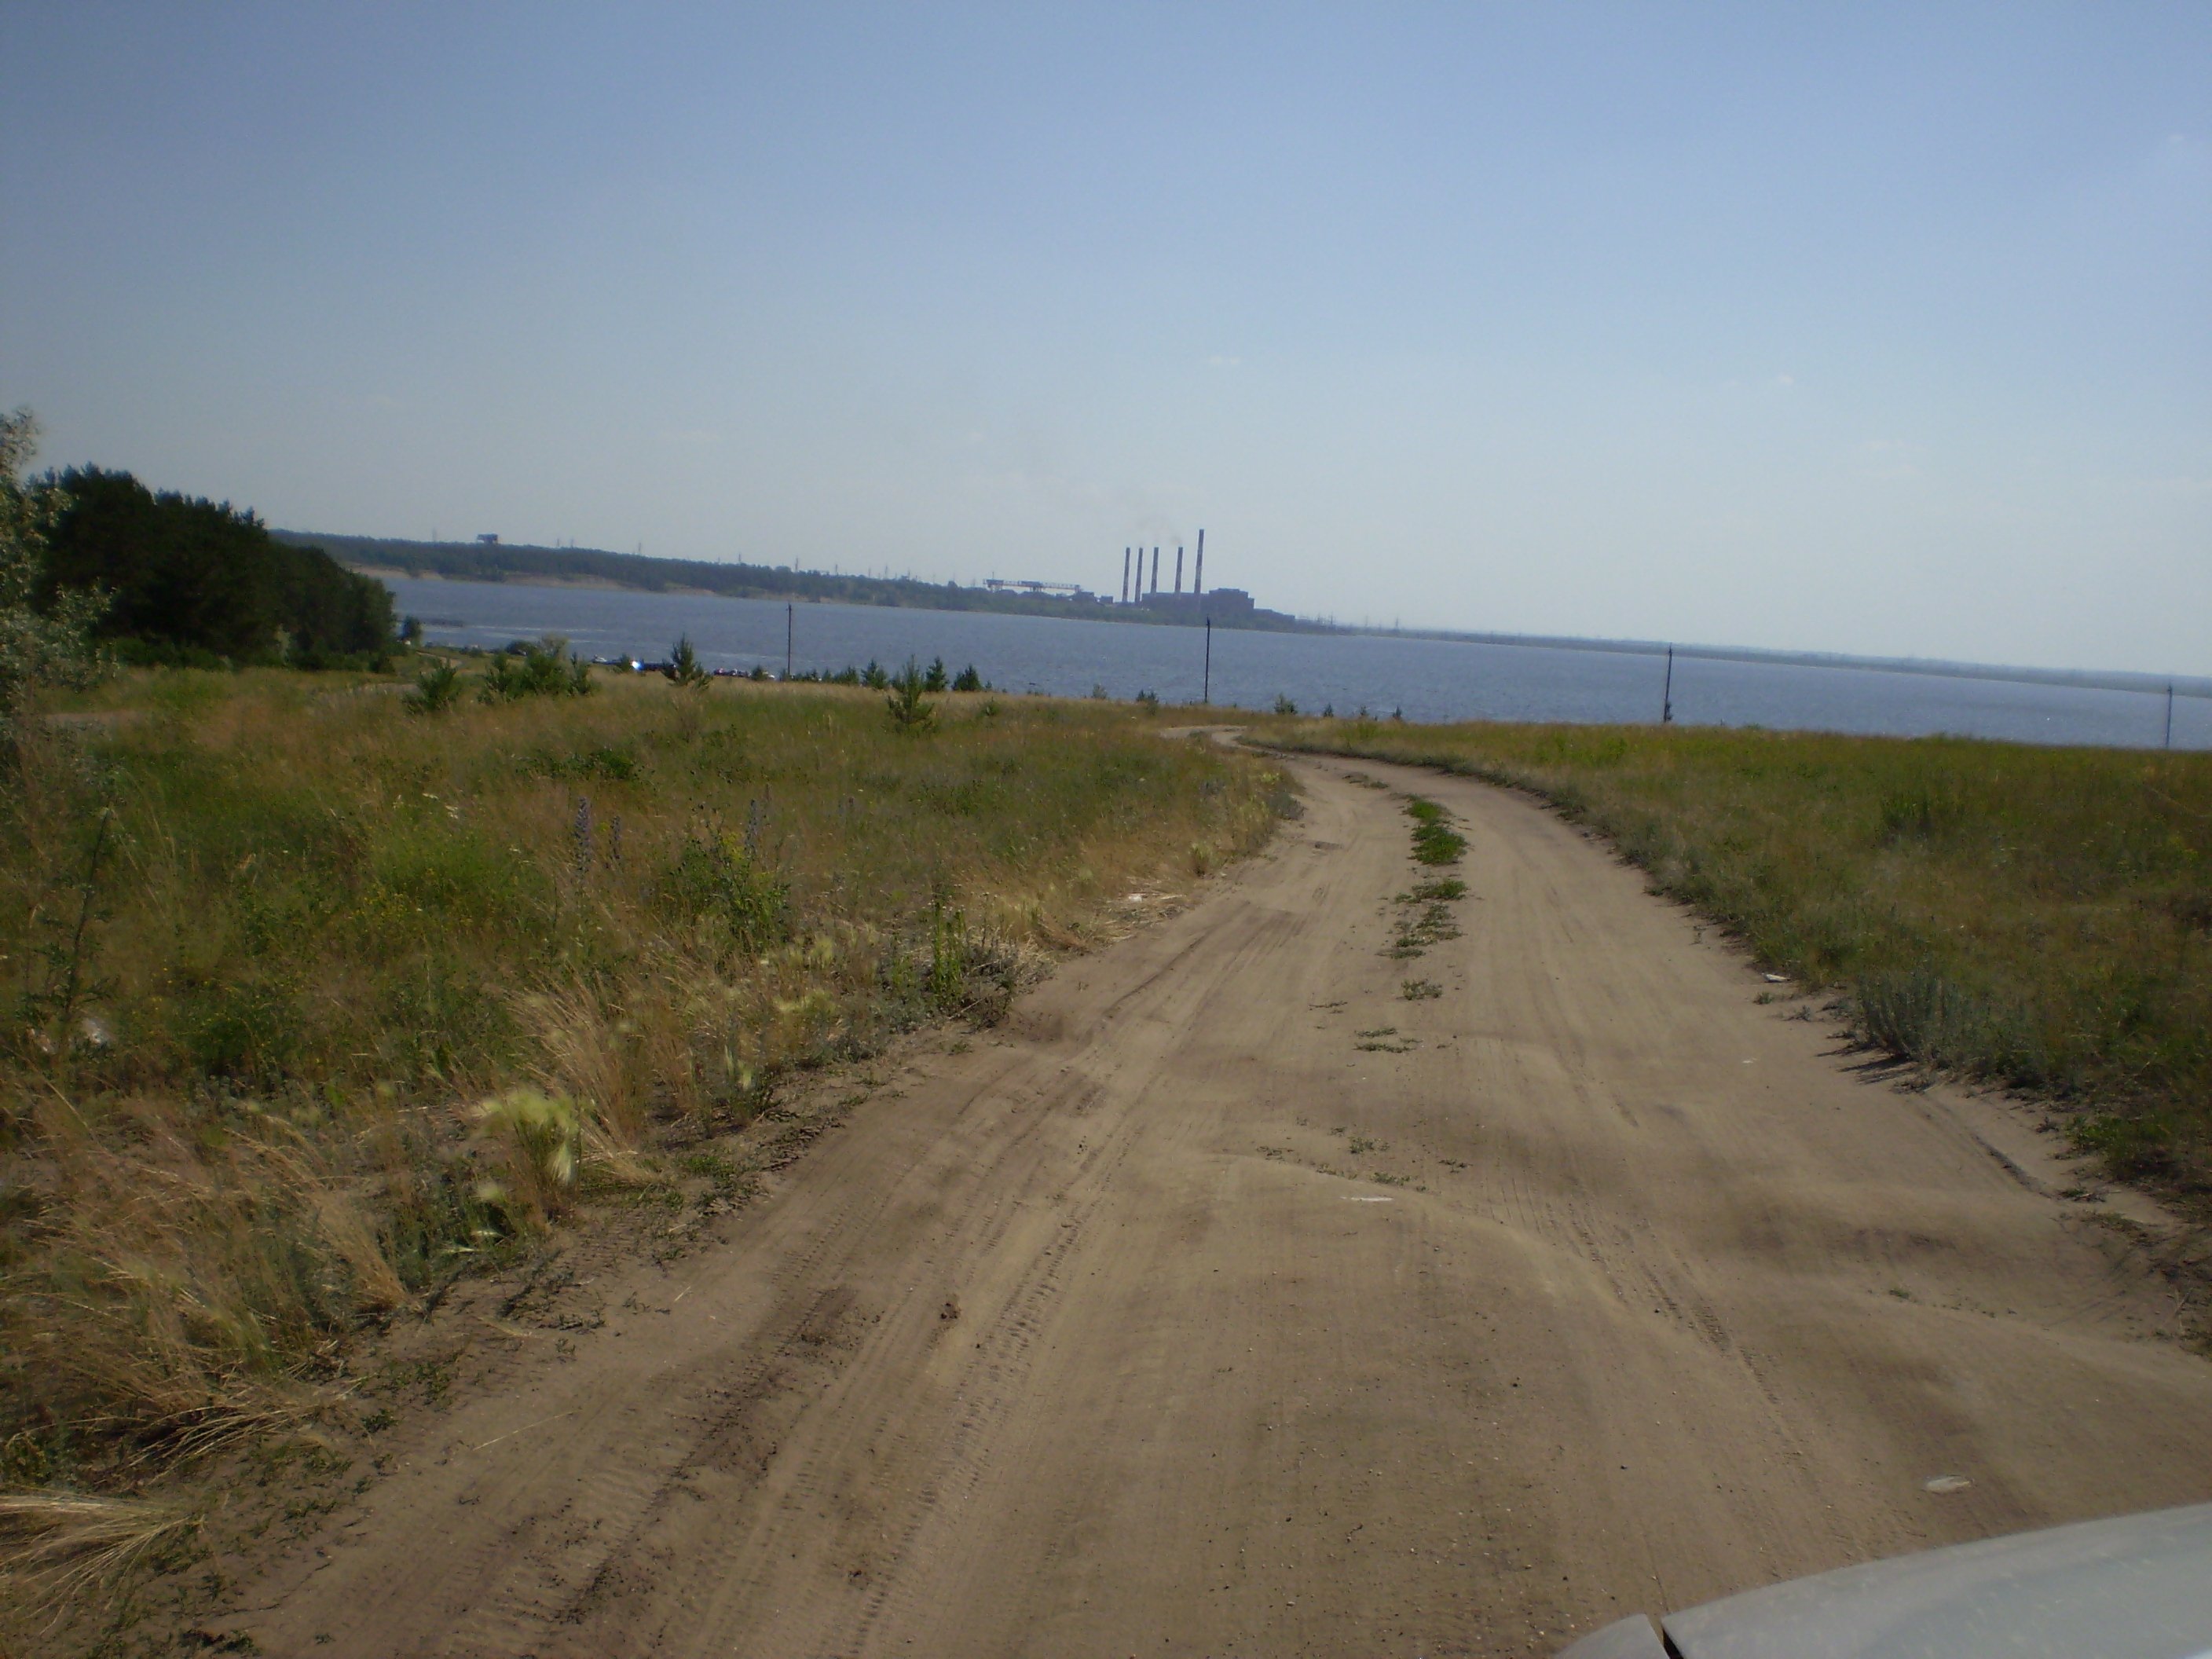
[965, 528, 1299, 630]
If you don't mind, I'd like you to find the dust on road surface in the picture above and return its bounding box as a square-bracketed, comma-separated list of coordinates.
[226, 754, 2212, 1657]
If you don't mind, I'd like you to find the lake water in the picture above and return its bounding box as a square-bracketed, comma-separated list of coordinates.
[381, 576, 2209, 751]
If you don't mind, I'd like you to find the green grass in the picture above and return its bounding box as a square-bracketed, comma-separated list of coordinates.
[1265, 716, 2212, 1205]
[0, 668, 1283, 1502]
[1403, 797, 1469, 865]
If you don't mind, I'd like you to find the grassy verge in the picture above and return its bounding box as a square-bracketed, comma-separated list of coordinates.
[0, 669, 1280, 1583]
[1262, 717, 2212, 1206]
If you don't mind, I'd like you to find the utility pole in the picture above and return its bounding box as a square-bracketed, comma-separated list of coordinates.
[786, 603, 793, 680]
[1661, 646, 1675, 724]
[2166, 683, 2176, 749]
[1203, 616, 1213, 705]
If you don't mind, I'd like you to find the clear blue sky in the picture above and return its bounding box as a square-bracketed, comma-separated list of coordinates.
[5, 3, 2207, 672]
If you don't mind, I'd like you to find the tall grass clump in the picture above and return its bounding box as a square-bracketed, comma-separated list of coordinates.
[0, 670, 1280, 1518]
[1262, 714, 2212, 1204]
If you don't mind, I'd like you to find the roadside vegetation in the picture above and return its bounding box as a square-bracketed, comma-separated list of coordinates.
[0, 665, 1280, 1617]
[1263, 716, 2212, 1206]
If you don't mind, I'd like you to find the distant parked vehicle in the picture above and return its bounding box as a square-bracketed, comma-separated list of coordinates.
[1556, 1501, 2212, 1658]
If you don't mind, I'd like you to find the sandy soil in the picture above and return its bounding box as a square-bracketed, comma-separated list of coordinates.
[214, 753, 2212, 1657]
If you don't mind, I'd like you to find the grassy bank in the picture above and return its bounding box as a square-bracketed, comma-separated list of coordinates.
[1261, 717, 2212, 1203]
[0, 671, 1280, 1530]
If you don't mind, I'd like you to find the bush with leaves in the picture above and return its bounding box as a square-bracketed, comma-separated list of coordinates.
[0, 409, 108, 713]
[654, 833, 790, 964]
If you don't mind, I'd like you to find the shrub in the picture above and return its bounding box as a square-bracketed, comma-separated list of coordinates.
[404, 659, 464, 715]
[661, 637, 711, 690]
[885, 657, 936, 732]
[0, 409, 108, 712]
[482, 636, 592, 701]
[655, 834, 790, 961]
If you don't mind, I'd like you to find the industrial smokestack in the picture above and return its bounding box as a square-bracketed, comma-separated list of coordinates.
[1150, 546, 1159, 594]
[1174, 546, 1184, 594]
[1193, 528, 1204, 596]
[1121, 547, 1130, 604]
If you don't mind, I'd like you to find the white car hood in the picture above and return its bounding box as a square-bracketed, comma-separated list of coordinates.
[1558, 1500, 2212, 1659]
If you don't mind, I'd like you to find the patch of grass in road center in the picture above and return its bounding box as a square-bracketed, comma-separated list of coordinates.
[1388, 901, 1463, 958]
[1264, 713, 2212, 1211]
[1353, 1023, 1417, 1053]
[1386, 877, 1467, 960]
[1404, 797, 1468, 865]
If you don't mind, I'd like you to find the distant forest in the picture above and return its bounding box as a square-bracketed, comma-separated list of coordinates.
[274, 531, 1324, 633]
[48, 470, 395, 667]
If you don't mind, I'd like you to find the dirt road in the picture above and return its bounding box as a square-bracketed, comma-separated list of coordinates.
[226, 753, 2212, 1657]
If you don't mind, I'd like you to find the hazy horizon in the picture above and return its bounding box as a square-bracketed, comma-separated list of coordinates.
[5, 4, 2207, 675]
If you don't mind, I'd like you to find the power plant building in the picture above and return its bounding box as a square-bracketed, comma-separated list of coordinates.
[1139, 587, 1255, 619]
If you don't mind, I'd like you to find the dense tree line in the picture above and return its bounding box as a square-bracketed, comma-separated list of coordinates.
[42, 467, 395, 667]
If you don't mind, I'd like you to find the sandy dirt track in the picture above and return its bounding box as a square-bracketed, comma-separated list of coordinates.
[225, 753, 2212, 1657]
